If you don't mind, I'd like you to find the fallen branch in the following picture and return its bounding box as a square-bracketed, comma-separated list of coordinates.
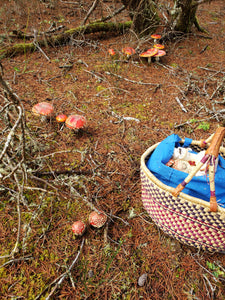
[0, 255, 33, 268]
[105, 71, 159, 86]
[0, 21, 132, 59]
[82, 0, 99, 25]
[35, 238, 85, 300]
[175, 96, 187, 113]
[95, 5, 126, 23]
[46, 238, 85, 299]
[32, 168, 93, 177]
[0, 106, 23, 162]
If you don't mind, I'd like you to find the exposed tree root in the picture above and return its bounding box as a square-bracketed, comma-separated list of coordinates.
[194, 16, 209, 33]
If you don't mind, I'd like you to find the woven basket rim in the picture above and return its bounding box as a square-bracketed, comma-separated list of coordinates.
[141, 141, 225, 214]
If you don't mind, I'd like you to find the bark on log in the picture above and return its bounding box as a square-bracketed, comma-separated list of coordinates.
[0, 21, 132, 59]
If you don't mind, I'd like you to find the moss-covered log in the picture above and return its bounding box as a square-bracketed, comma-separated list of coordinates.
[0, 21, 132, 59]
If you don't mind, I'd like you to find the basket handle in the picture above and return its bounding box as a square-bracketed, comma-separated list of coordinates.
[172, 127, 225, 212]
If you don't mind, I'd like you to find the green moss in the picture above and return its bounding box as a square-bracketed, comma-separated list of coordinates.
[0, 42, 35, 59]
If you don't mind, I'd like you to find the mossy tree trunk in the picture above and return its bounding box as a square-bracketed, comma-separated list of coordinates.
[171, 0, 201, 33]
[121, 0, 160, 36]
[121, 0, 209, 35]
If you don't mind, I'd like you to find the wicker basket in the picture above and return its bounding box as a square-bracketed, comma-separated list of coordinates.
[141, 128, 225, 252]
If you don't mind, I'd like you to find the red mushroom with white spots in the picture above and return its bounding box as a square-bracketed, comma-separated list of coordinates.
[32, 102, 54, 122]
[56, 114, 67, 123]
[151, 34, 161, 44]
[65, 114, 87, 131]
[153, 49, 166, 62]
[122, 47, 136, 59]
[56, 114, 67, 130]
[139, 48, 158, 64]
[72, 220, 86, 236]
[108, 48, 116, 56]
[89, 211, 107, 228]
[153, 44, 165, 50]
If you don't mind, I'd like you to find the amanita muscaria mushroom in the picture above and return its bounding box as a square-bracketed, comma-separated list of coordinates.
[89, 211, 107, 228]
[65, 115, 87, 131]
[56, 114, 67, 123]
[153, 49, 166, 62]
[122, 47, 136, 58]
[139, 48, 158, 64]
[151, 34, 161, 43]
[153, 44, 165, 50]
[108, 48, 116, 56]
[72, 220, 86, 236]
[32, 102, 54, 121]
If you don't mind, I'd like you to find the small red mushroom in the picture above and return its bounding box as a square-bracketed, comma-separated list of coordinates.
[122, 47, 136, 58]
[153, 49, 166, 62]
[56, 114, 67, 123]
[65, 115, 87, 131]
[89, 211, 107, 228]
[72, 220, 86, 236]
[151, 34, 161, 43]
[153, 44, 165, 50]
[108, 48, 116, 56]
[32, 102, 54, 122]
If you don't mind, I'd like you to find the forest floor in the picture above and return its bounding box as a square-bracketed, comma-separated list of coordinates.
[0, 0, 225, 299]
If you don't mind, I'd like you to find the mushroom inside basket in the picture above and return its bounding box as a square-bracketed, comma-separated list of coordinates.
[140, 127, 225, 253]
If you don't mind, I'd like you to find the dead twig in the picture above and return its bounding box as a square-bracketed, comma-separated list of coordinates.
[0, 106, 23, 162]
[105, 71, 159, 86]
[44, 238, 85, 300]
[33, 29, 50, 61]
[203, 274, 216, 298]
[32, 168, 93, 177]
[82, 0, 99, 26]
[175, 96, 187, 113]
[96, 5, 126, 23]
[0, 255, 33, 268]
[198, 67, 225, 74]
[191, 255, 219, 283]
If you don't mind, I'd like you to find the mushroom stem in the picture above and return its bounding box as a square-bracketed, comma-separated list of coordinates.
[40, 115, 48, 123]
[147, 57, 152, 64]
[59, 123, 65, 131]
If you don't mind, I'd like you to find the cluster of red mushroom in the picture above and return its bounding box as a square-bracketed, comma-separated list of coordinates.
[139, 34, 166, 64]
[108, 46, 136, 59]
[31, 102, 87, 131]
[71, 210, 107, 236]
[108, 33, 166, 65]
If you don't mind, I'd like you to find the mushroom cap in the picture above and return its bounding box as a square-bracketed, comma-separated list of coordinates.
[72, 220, 86, 236]
[32, 102, 54, 117]
[122, 47, 136, 56]
[65, 115, 87, 130]
[153, 49, 166, 57]
[89, 211, 107, 228]
[153, 44, 165, 50]
[108, 48, 116, 56]
[56, 114, 67, 123]
[151, 34, 161, 40]
[139, 48, 158, 58]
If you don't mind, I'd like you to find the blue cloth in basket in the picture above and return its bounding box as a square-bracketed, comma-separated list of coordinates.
[146, 134, 225, 208]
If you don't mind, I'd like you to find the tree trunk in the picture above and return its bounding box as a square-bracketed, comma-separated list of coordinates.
[121, 0, 160, 36]
[171, 0, 198, 33]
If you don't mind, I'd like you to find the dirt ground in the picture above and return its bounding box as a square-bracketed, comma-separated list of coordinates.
[0, 0, 225, 299]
